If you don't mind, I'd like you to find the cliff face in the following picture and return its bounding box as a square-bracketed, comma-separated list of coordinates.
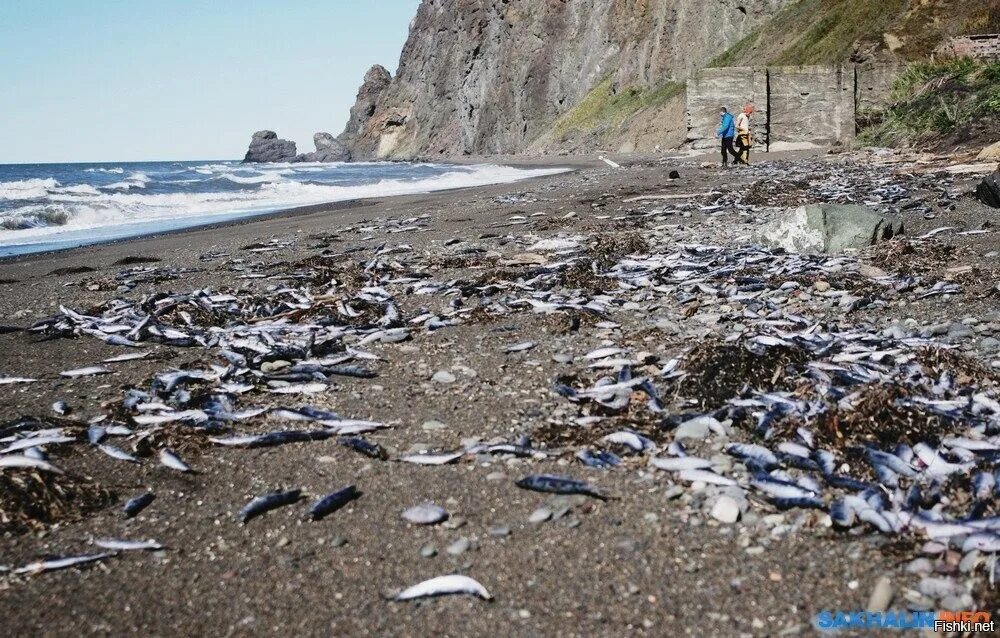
[340, 0, 788, 159]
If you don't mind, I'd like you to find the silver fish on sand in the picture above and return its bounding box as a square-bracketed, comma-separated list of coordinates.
[393, 574, 492, 601]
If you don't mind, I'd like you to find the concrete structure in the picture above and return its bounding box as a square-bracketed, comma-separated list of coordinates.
[686, 64, 900, 151]
[935, 34, 1000, 60]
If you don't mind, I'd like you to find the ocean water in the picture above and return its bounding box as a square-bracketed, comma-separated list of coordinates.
[0, 160, 566, 257]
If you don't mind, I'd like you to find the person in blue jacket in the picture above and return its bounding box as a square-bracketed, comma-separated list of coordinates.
[716, 107, 740, 167]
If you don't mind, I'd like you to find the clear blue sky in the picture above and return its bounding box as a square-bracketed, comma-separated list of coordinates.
[0, 1, 420, 163]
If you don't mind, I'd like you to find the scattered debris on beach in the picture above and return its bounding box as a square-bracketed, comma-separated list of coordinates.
[1, 154, 999, 617]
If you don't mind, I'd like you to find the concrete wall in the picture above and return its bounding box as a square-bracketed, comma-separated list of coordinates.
[686, 64, 899, 151]
[685, 67, 767, 150]
[768, 66, 854, 148]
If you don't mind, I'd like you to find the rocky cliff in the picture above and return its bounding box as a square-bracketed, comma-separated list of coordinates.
[339, 0, 789, 159]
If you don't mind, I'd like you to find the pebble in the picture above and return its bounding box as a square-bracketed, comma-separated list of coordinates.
[421, 420, 448, 431]
[488, 525, 511, 538]
[918, 576, 963, 600]
[330, 536, 348, 548]
[420, 544, 437, 558]
[441, 516, 467, 530]
[710, 496, 740, 524]
[431, 370, 456, 384]
[402, 503, 448, 525]
[866, 576, 893, 612]
[959, 550, 980, 573]
[529, 507, 553, 524]
[674, 415, 714, 440]
[813, 281, 830, 292]
[446, 537, 472, 555]
[906, 557, 934, 576]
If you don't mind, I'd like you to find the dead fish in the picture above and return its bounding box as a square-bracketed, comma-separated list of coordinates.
[675, 469, 737, 486]
[601, 430, 655, 453]
[51, 400, 70, 416]
[97, 443, 139, 463]
[0, 455, 63, 474]
[393, 574, 492, 601]
[102, 351, 151, 363]
[87, 425, 106, 445]
[725, 443, 779, 470]
[575, 448, 621, 469]
[515, 474, 607, 500]
[0, 435, 76, 454]
[399, 452, 463, 465]
[309, 485, 361, 521]
[339, 436, 388, 460]
[123, 492, 155, 518]
[237, 489, 302, 523]
[14, 552, 114, 575]
[648, 456, 712, 472]
[159, 448, 192, 473]
[60, 366, 111, 378]
[267, 383, 327, 395]
[504, 341, 536, 353]
[0, 376, 36, 385]
[402, 503, 448, 525]
[93, 538, 163, 551]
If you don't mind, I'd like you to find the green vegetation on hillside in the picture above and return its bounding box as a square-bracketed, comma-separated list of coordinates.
[552, 76, 683, 142]
[858, 59, 1000, 147]
[710, 0, 1000, 68]
[710, 0, 906, 67]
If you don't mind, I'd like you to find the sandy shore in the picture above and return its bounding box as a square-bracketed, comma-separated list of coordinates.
[1, 150, 998, 636]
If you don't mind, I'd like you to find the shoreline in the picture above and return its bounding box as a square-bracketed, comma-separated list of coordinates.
[0, 157, 589, 263]
[2, 150, 997, 635]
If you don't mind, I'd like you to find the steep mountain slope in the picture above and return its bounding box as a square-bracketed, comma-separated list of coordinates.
[339, 0, 999, 159]
[340, 0, 788, 159]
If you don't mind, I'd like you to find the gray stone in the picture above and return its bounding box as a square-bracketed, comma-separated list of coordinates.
[296, 132, 351, 163]
[866, 576, 893, 612]
[243, 130, 297, 163]
[432, 370, 456, 384]
[529, 507, 553, 524]
[977, 171, 1000, 208]
[402, 503, 448, 525]
[446, 537, 472, 555]
[755, 204, 904, 254]
[674, 415, 715, 440]
[710, 496, 740, 524]
[917, 576, 963, 600]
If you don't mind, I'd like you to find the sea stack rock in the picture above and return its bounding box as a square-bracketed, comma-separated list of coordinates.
[243, 130, 297, 163]
[297, 132, 351, 163]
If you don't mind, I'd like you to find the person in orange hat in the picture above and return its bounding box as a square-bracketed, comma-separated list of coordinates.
[735, 103, 754, 165]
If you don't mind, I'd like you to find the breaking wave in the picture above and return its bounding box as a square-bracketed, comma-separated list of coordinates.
[0, 162, 568, 249]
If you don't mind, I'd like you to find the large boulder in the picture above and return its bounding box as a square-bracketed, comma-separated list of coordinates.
[977, 171, 1000, 208]
[977, 141, 1000, 162]
[755, 204, 904, 253]
[243, 130, 297, 163]
[296, 132, 351, 163]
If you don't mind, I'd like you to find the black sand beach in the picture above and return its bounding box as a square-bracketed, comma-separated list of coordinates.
[1, 150, 999, 636]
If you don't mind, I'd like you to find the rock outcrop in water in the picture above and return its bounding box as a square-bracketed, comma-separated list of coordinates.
[243, 131, 351, 164]
[296, 133, 352, 163]
[243, 131, 297, 163]
[338, 0, 788, 159]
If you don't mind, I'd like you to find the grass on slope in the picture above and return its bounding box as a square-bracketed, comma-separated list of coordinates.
[858, 59, 1000, 147]
[709, 0, 906, 67]
[552, 76, 683, 142]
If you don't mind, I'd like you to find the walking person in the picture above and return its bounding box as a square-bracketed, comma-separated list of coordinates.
[716, 107, 739, 167]
[735, 104, 754, 165]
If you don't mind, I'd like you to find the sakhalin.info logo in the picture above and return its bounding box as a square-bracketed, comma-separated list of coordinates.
[815, 610, 994, 632]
